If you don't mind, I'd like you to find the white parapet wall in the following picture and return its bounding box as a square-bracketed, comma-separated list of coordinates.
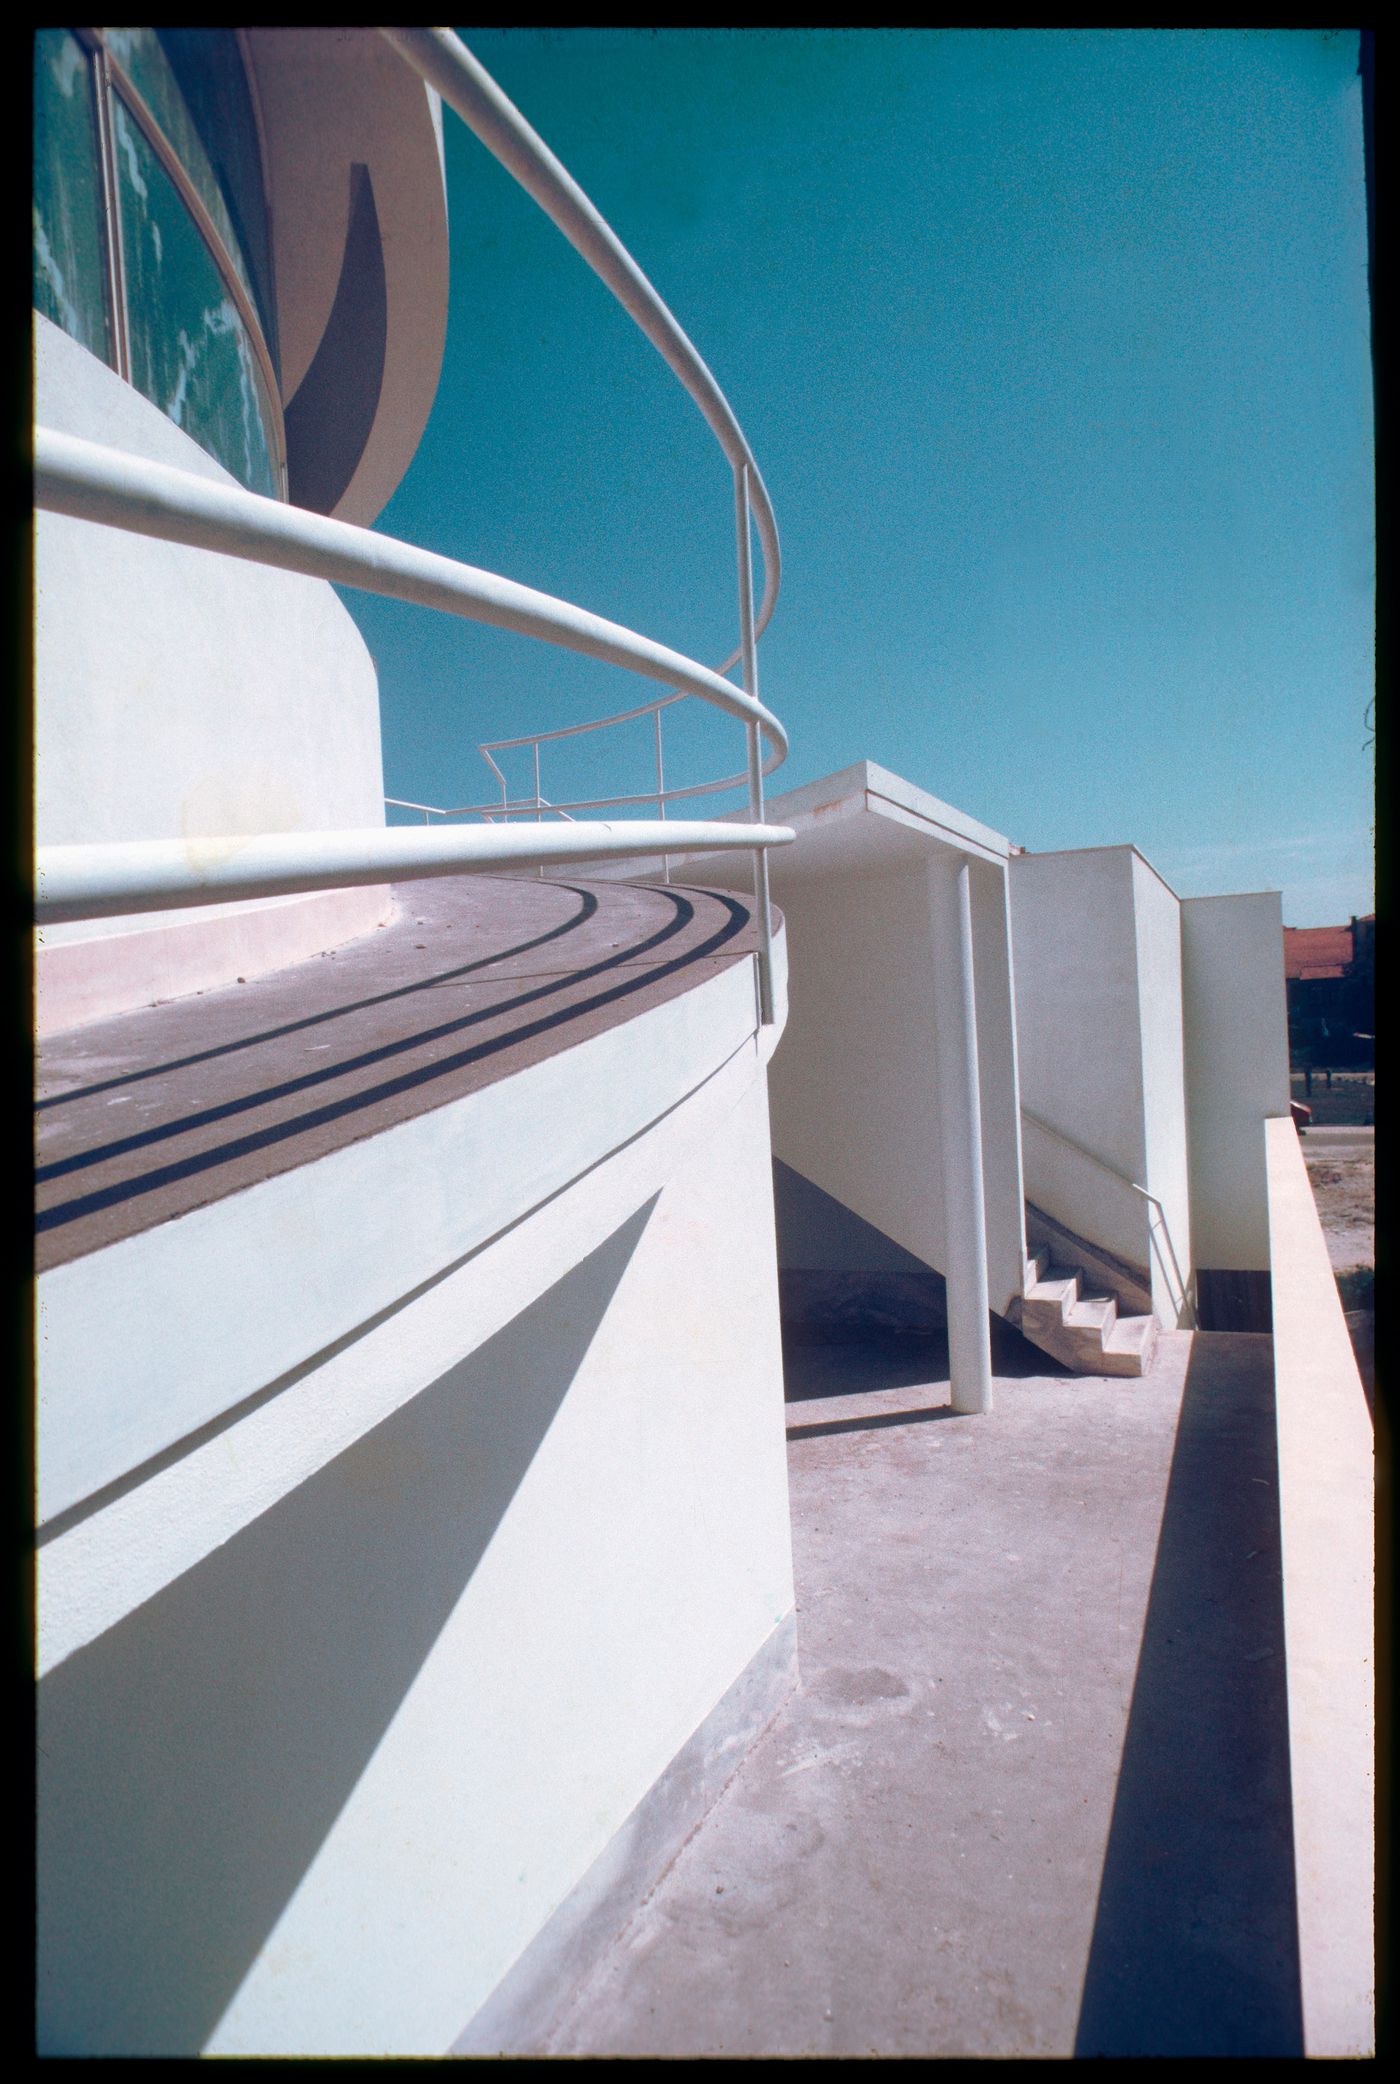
[1131, 853, 1193, 1321]
[1183, 893, 1291, 1271]
[1265, 1117, 1374, 2057]
[1010, 845, 1192, 1324]
[38, 942, 796, 2056]
[34, 317, 393, 1030]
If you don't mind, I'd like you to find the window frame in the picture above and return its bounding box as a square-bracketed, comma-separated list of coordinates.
[63, 27, 288, 499]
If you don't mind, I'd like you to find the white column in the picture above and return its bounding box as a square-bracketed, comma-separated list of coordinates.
[928, 854, 993, 1414]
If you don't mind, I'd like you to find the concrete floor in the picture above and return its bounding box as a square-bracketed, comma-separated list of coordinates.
[537, 1325, 1302, 2059]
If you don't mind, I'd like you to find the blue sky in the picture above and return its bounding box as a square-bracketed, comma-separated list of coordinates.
[361, 28, 1373, 926]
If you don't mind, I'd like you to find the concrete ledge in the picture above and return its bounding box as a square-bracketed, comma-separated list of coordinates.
[1265, 1116, 1374, 2056]
[35, 884, 395, 1037]
[451, 1610, 799, 2056]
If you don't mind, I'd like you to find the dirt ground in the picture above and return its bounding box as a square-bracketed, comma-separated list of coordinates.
[1290, 1069, 1374, 1128]
[1302, 1140, 1375, 1278]
[1302, 1133, 1374, 1404]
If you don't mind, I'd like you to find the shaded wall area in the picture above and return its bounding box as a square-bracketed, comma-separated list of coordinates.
[764, 855, 1025, 1318]
[1074, 1331, 1302, 2055]
[38, 1208, 654, 2055]
[40, 1059, 796, 2055]
[772, 1157, 947, 1335]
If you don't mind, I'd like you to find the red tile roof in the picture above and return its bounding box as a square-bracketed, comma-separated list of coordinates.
[1283, 924, 1354, 981]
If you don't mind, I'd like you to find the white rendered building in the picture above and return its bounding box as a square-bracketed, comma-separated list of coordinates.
[33, 28, 1372, 2058]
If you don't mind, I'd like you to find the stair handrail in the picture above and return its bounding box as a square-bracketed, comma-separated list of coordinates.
[1019, 1105, 1197, 1326]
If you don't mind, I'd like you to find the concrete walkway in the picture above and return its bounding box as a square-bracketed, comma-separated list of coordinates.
[540, 1326, 1302, 2059]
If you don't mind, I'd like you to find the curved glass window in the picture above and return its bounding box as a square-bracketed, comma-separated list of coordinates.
[33, 30, 113, 365]
[31, 28, 285, 499]
[112, 97, 278, 497]
[103, 27, 277, 366]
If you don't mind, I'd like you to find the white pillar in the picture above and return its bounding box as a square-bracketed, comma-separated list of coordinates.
[928, 855, 993, 1414]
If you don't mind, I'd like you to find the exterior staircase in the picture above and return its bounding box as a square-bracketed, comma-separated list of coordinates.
[1015, 1244, 1160, 1378]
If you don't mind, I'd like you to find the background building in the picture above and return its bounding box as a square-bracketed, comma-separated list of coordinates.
[1283, 915, 1376, 1069]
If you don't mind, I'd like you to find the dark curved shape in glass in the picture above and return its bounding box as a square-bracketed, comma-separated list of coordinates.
[154, 28, 278, 372]
[284, 162, 387, 516]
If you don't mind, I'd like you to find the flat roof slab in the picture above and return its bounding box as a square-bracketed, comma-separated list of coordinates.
[591, 763, 1013, 889]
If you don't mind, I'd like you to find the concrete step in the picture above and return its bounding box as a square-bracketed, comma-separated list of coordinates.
[1017, 1251, 1156, 1380]
[1100, 1313, 1159, 1376]
[1025, 1268, 1080, 1311]
[1065, 1293, 1117, 1337]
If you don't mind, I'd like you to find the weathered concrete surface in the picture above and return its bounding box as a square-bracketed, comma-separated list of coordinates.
[535, 1326, 1301, 2059]
[35, 877, 765, 1271]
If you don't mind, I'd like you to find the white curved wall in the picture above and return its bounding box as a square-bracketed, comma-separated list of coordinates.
[35, 317, 393, 1025]
[38, 940, 793, 2055]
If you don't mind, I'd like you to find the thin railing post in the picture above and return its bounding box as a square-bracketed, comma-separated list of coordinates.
[654, 706, 671, 885]
[533, 740, 545, 875]
[928, 854, 994, 1414]
[735, 463, 775, 1025]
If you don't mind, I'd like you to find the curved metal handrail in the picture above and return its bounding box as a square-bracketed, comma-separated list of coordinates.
[35, 821, 789, 924]
[379, 28, 786, 920]
[34, 431, 786, 759]
[379, 28, 781, 664]
[36, 34, 790, 1019]
[33, 430, 792, 904]
[387, 686, 779, 828]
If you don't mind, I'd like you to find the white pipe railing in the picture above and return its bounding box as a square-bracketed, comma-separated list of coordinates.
[35, 32, 792, 1017]
[378, 28, 781, 659]
[32, 432, 794, 934]
[1020, 1105, 1196, 1325]
[34, 431, 785, 760]
[34, 822, 789, 926]
[377, 29, 786, 978]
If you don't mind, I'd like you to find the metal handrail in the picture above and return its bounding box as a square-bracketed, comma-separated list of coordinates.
[33, 427, 793, 927]
[379, 29, 781, 661]
[1020, 1105, 1197, 1325]
[36, 34, 791, 1020]
[378, 30, 784, 1011]
[34, 432, 784, 756]
[35, 821, 789, 924]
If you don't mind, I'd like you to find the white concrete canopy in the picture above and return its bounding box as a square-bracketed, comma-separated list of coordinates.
[646, 761, 1011, 892]
[663, 763, 1023, 1415]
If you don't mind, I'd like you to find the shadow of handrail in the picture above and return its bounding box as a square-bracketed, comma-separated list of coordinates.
[34, 883, 603, 1111]
[37, 889, 750, 1234]
[1021, 1107, 1196, 1326]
